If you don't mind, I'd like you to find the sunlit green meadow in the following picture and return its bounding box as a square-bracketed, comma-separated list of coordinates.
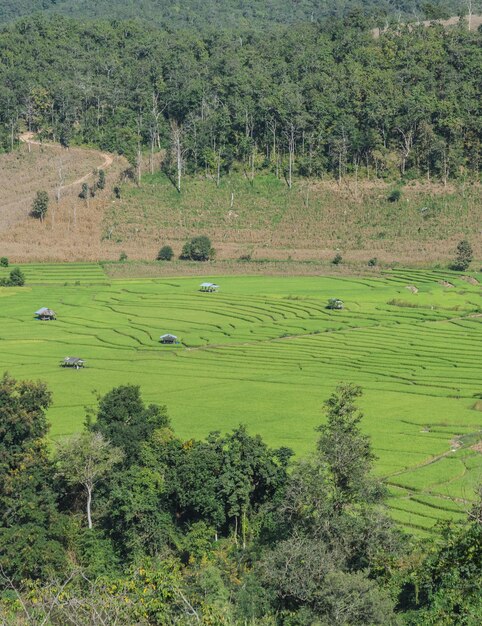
[0, 263, 481, 534]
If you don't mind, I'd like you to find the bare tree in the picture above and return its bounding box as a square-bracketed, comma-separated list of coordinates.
[170, 120, 184, 193]
[53, 158, 64, 229]
[55, 432, 123, 530]
[283, 122, 297, 189]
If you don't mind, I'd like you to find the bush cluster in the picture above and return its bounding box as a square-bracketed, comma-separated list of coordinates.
[0, 267, 25, 286]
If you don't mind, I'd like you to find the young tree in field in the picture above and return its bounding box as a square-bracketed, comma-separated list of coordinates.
[7, 267, 25, 286]
[157, 245, 174, 261]
[450, 239, 473, 271]
[79, 182, 88, 200]
[56, 431, 123, 530]
[97, 169, 106, 190]
[31, 190, 49, 221]
[180, 235, 214, 261]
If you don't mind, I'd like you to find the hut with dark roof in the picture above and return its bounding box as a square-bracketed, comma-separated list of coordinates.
[61, 357, 85, 369]
[160, 334, 178, 344]
[199, 282, 219, 292]
[35, 307, 56, 320]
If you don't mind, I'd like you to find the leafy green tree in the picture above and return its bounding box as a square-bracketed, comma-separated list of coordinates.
[400, 507, 482, 624]
[55, 431, 123, 529]
[31, 190, 49, 221]
[220, 426, 292, 546]
[450, 239, 473, 271]
[7, 267, 25, 286]
[107, 464, 175, 560]
[0, 374, 67, 581]
[90, 385, 170, 464]
[316, 383, 378, 510]
[97, 169, 106, 190]
[260, 537, 397, 624]
[180, 235, 215, 261]
[79, 182, 88, 200]
[0, 257, 8, 267]
[276, 384, 398, 563]
[157, 245, 174, 261]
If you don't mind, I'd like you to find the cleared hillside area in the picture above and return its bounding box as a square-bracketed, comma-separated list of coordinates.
[0, 142, 125, 261]
[102, 170, 481, 266]
[1, 145, 480, 265]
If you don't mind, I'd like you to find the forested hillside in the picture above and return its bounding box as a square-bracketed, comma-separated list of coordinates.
[0, 15, 480, 184]
[0, 0, 477, 28]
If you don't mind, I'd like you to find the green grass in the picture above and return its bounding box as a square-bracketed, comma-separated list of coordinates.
[0, 263, 481, 534]
[102, 170, 482, 263]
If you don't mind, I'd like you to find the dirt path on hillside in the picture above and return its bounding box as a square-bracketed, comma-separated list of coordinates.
[19, 132, 114, 190]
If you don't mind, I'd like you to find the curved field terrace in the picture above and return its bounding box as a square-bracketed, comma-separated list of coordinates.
[0, 263, 481, 534]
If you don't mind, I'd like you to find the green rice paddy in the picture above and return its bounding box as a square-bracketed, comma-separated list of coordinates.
[0, 263, 481, 534]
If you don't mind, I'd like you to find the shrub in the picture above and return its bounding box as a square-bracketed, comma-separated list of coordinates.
[113, 186, 121, 199]
[238, 253, 252, 262]
[332, 253, 343, 265]
[1, 267, 25, 287]
[31, 191, 49, 220]
[180, 236, 215, 261]
[450, 240, 473, 271]
[79, 183, 88, 200]
[368, 257, 378, 267]
[157, 245, 174, 261]
[388, 189, 401, 203]
[119, 251, 128, 262]
[97, 170, 106, 190]
[0, 257, 8, 267]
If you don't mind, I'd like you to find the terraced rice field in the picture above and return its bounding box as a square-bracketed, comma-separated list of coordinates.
[0, 263, 481, 534]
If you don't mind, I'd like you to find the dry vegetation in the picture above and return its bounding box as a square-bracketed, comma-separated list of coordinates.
[373, 14, 482, 37]
[1, 144, 481, 266]
[0, 141, 126, 261]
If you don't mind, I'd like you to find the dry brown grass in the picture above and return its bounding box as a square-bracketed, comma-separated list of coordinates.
[1, 144, 481, 266]
[0, 142, 127, 261]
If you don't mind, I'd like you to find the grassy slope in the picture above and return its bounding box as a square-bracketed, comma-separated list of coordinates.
[102, 170, 482, 265]
[0, 263, 480, 534]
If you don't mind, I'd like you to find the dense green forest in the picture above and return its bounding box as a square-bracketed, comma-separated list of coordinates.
[0, 0, 477, 29]
[0, 374, 480, 624]
[0, 14, 480, 183]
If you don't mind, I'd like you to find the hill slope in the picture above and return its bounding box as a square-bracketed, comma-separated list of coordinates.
[0, 141, 480, 265]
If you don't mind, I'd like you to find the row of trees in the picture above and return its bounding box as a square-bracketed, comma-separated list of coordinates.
[0, 15, 480, 184]
[0, 373, 480, 623]
[0, 0, 474, 29]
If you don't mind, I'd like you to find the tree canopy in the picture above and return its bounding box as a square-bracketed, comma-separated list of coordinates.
[0, 15, 480, 183]
[0, 376, 480, 622]
[0, 0, 476, 29]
